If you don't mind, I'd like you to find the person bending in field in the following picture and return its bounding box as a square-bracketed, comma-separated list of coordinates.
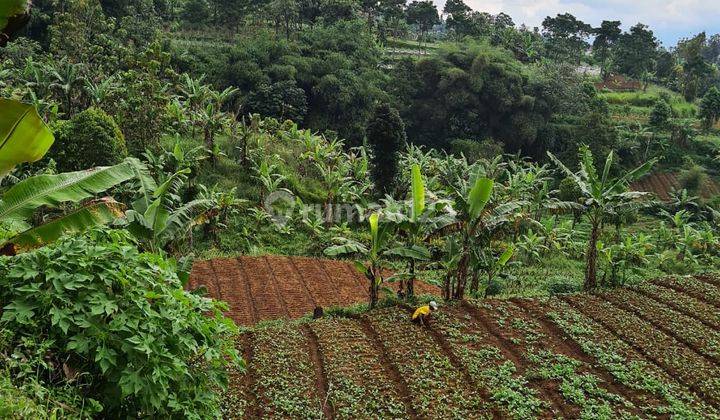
[412, 301, 438, 327]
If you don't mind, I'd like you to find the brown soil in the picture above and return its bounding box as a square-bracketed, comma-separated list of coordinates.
[512, 298, 658, 413]
[461, 301, 574, 418]
[654, 277, 720, 309]
[631, 172, 720, 201]
[632, 284, 720, 330]
[188, 255, 441, 325]
[597, 291, 720, 366]
[561, 294, 720, 407]
[302, 325, 334, 419]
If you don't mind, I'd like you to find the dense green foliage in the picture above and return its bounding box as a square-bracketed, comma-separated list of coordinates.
[48, 107, 127, 172]
[0, 230, 240, 417]
[2, 0, 720, 416]
[366, 102, 406, 196]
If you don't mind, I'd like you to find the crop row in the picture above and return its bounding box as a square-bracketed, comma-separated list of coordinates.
[469, 299, 637, 418]
[220, 336, 251, 419]
[250, 322, 324, 418]
[534, 297, 715, 417]
[430, 306, 547, 418]
[309, 317, 407, 419]
[631, 282, 720, 329]
[599, 288, 720, 362]
[654, 276, 720, 307]
[563, 294, 720, 407]
[365, 307, 490, 419]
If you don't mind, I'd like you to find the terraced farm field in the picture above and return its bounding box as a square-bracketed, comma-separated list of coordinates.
[631, 172, 720, 200]
[222, 274, 720, 419]
[187, 256, 440, 325]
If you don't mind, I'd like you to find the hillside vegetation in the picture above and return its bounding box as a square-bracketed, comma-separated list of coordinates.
[1, 0, 720, 418]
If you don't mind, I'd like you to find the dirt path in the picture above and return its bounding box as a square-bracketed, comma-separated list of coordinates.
[303, 325, 334, 419]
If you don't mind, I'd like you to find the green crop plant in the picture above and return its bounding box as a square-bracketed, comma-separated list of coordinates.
[548, 145, 656, 290]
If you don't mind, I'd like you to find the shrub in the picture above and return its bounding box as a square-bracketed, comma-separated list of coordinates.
[0, 230, 240, 418]
[649, 99, 672, 129]
[678, 164, 707, 194]
[48, 107, 127, 172]
[699, 86, 720, 131]
[547, 281, 581, 295]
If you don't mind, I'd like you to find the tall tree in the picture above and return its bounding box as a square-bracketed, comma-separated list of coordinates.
[677, 32, 715, 101]
[592, 20, 621, 79]
[405, 0, 438, 43]
[366, 103, 407, 197]
[0, 0, 29, 46]
[614, 23, 658, 87]
[443, 0, 471, 37]
[542, 13, 592, 64]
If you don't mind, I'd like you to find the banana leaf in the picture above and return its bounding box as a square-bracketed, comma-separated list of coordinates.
[1, 198, 125, 255]
[0, 98, 54, 178]
[411, 164, 425, 222]
[0, 158, 138, 223]
[468, 177, 494, 220]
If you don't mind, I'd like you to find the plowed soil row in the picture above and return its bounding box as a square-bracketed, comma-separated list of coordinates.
[188, 256, 441, 325]
[222, 276, 720, 418]
[562, 294, 720, 406]
[631, 172, 720, 200]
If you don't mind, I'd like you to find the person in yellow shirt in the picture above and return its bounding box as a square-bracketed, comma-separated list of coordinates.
[412, 301, 438, 326]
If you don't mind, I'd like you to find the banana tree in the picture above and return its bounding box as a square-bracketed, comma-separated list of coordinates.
[325, 213, 392, 308]
[0, 99, 141, 254]
[548, 145, 656, 290]
[383, 164, 453, 298]
[442, 174, 494, 300]
[123, 168, 215, 254]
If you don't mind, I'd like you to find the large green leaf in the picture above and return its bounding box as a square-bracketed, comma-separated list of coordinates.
[0, 99, 54, 177]
[157, 198, 214, 248]
[547, 151, 592, 198]
[497, 245, 514, 267]
[127, 157, 158, 212]
[1, 198, 125, 255]
[0, 158, 137, 222]
[0, 1, 26, 34]
[324, 240, 368, 256]
[369, 212, 379, 256]
[468, 177, 493, 220]
[410, 164, 425, 222]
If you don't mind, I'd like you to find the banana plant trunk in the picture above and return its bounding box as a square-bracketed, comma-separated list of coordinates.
[406, 259, 415, 299]
[204, 128, 216, 165]
[453, 252, 470, 300]
[585, 221, 600, 290]
[469, 269, 480, 295]
[369, 267, 379, 308]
